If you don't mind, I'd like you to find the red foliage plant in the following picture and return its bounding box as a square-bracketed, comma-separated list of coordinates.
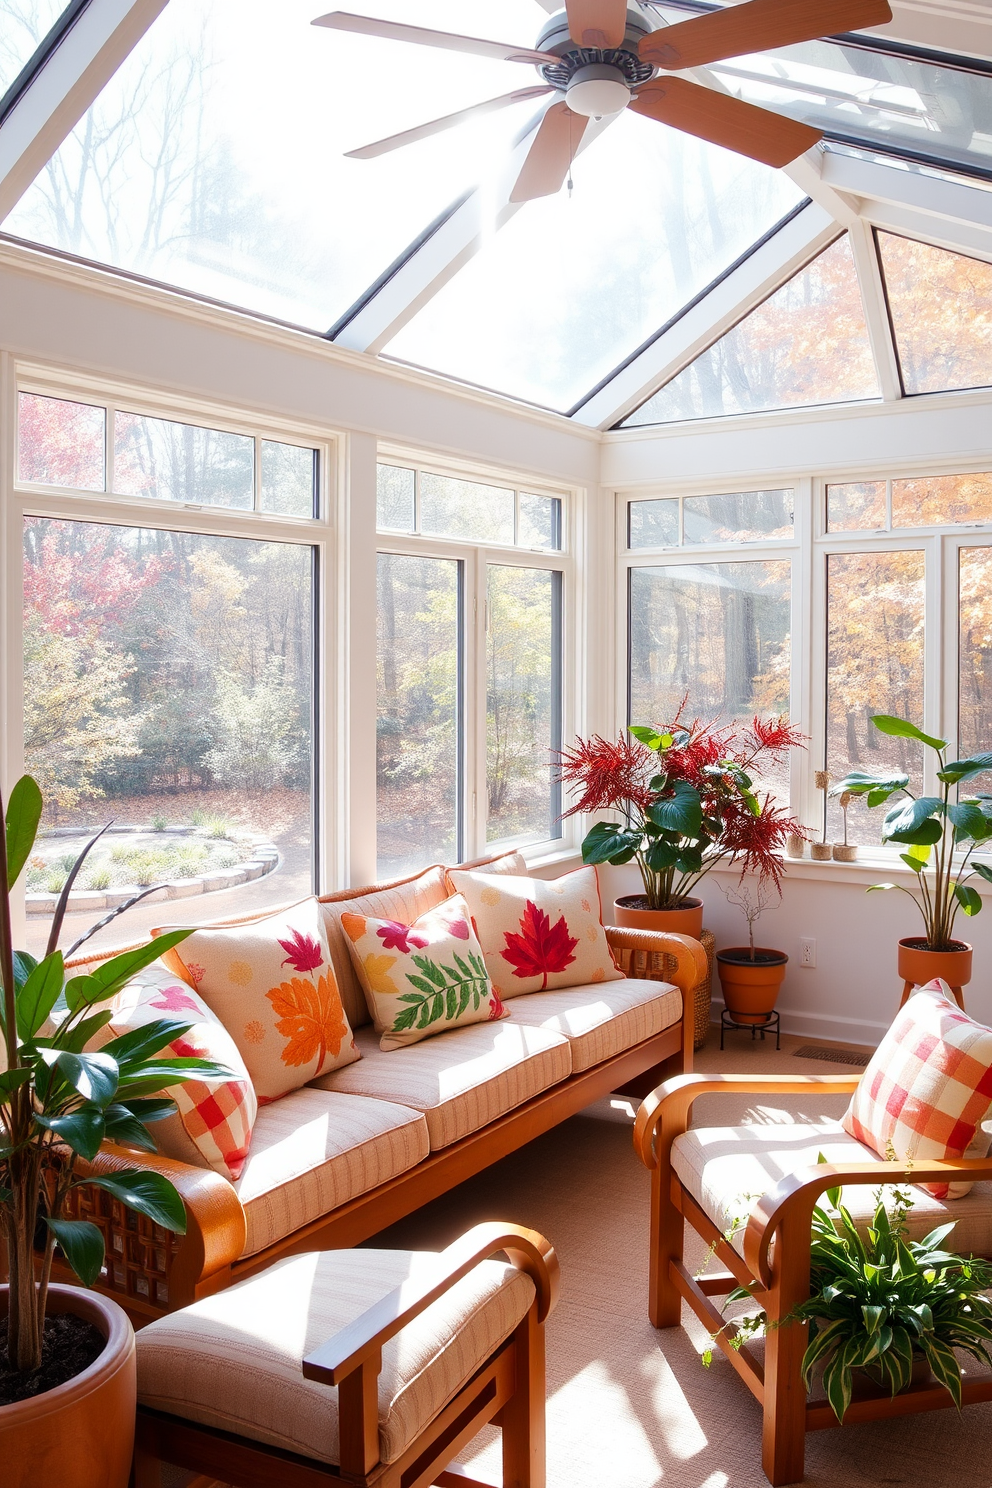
[557, 704, 807, 910]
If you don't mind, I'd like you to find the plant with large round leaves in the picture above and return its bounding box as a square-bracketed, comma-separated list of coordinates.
[0, 776, 228, 1377]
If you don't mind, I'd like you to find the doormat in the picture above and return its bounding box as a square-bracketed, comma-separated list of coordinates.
[794, 1044, 871, 1067]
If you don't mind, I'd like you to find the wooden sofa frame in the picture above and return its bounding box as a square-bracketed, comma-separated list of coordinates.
[64, 927, 707, 1325]
[635, 1072, 992, 1487]
[132, 1222, 559, 1488]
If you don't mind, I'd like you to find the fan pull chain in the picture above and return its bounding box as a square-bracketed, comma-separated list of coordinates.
[567, 110, 574, 198]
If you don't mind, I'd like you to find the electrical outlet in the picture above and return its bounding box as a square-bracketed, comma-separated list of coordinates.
[800, 938, 816, 968]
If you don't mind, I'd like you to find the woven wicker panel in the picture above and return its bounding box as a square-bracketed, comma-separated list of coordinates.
[62, 1183, 180, 1312]
[663, 929, 714, 1051]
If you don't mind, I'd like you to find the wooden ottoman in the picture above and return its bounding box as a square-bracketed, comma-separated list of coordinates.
[131, 1223, 559, 1488]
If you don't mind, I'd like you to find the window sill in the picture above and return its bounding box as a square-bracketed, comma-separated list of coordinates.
[709, 851, 992, 897]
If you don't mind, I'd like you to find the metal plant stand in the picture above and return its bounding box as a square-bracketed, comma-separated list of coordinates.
[720, 1007, 781, 1051]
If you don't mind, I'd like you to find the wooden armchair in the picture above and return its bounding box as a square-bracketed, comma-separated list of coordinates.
[132, 1222, 559, 1488]
[635, 1073, 992, 1487]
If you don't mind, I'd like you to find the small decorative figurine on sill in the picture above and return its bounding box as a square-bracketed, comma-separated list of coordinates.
[811, 770, 833, 859]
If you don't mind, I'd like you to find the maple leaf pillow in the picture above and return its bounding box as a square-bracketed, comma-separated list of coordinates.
[447, 865, 623, 999]
[87, 961, 256, 1181]
[340, 894, 508, 1049]
[155, 897, 359, 1103]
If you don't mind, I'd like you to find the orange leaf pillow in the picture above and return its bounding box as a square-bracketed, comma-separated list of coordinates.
[155, 898, 359, 1102]
[446, 865, 623, 998]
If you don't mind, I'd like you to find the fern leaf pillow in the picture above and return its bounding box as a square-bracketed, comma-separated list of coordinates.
[447, 865, 623, 998]
[155, 897, 359, 1102]
[340, 895, 508, 1049]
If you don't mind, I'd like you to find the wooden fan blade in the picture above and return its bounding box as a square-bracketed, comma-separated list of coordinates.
[312, 12, 559, 65]
[630, 76, 822, 167]
[510, 102, 588, 202]
[564, 0, 628, 48]
[345, 88, 553, 159]
[639, 0, 893, 70]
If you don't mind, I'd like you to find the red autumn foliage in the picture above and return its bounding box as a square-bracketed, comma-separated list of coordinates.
[556, 734, 656, 818]
[500, 900, 579, 989]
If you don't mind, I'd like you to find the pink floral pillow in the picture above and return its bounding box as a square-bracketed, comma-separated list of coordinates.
[155, 898, 359, 1102]
[446, 865, 623, 998]
[340, 894, 508, 1049]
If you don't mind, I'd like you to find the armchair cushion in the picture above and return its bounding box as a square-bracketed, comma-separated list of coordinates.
[233, 1088, 429, 1257]
[505, 977, 681, 1072]
[672, 1119, 992, 1255]
[135, 1247, 535, 1466]
[312, 1020, 571, 1149]
[842, 982, 992, 1197]
[447, 865, 623, 998]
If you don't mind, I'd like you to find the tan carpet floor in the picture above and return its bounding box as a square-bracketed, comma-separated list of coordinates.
[370, 1028, 992, 1488]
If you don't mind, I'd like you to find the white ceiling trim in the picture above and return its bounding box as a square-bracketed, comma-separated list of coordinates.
[822, 149, 992, 252]
[571, 200, 838, 430]
[0, 0, 168, 223]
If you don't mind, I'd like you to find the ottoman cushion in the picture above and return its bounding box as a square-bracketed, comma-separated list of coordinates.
[135, 1248, 535, 1466]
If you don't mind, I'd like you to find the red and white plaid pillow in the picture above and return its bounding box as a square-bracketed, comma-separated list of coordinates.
[842, 980, 992, 1199]
[94, 962, 257, 1180]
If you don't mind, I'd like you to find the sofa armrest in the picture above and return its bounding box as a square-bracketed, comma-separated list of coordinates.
[633, 1072, 861, 1169]
[742, 1155, 992, 1291]
[302, 1222, 559, 1387]
[606, 928, 707, 1003]
[76, 1143, 247, 1308]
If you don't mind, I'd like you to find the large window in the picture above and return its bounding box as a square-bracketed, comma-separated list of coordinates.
[15, 381, 325, 956]
[623, 469, 992, 851]
[376, 461, 566, 878]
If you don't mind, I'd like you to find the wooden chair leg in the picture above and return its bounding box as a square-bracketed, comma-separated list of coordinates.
[649, 1161, 683, 1329]
[760, 1210, 812, 1488]
[501, 1308, 546, 1488]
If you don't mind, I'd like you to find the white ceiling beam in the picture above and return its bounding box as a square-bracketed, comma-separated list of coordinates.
[571, 199, 837, 430]
[333, 109, 611, 355]
[845, 217, 902, 400]
[0, 0, 167, 223]
[821, 149, 992, 253]
[784, 149, 860, 229]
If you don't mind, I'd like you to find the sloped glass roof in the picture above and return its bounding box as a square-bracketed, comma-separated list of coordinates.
[4, 0, 553, 329]
[0, 0, 71, 98]
[622, 233, 880, 426]
[878, 232, 992, 395]
[652, 2, 992, 179]
[382, 114, 804, 412]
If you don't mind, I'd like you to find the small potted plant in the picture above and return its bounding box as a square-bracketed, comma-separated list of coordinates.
[716, 878, 788, 1025]
[1, 776, 227, 1488]
[710, 1174, 992, 1423]
[557, 708, 806, 938]
[810, 771, 833, 860]
[836, 715, 992, 998]
[832, 790, 858, 862]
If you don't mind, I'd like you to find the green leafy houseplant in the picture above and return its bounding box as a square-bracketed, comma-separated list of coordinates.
[557, 712, 806, 911]
[709, 1175, 992, 1423]
[1, 776, 228, 1379]
[835, 715, 992, 950]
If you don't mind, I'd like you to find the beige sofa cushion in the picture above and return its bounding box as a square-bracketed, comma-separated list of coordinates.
[235, 1088, 429, 1257]
[673, 1119, 992, 1256]
[319, 866, 450, 1029]
[136, 1247, 534, 1466]
[313, 1021, 571, 1150]
[506, 977, 681, 1073]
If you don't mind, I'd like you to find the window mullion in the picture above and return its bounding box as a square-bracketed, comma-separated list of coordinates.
[462, 550, 487, 861]
[923, 533, 944, 798]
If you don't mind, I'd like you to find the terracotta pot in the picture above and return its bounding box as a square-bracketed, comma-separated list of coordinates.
[717, 947, 788, 1025]
[898, 937, 973, 996]
[0, 1285, 135, 1488]
[614, 895, 704, 939]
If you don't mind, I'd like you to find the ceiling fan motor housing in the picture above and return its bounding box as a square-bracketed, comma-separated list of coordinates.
[536, 6, 655, 108]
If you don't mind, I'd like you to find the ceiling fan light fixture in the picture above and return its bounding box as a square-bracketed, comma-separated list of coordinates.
[565, 64, 631, 118]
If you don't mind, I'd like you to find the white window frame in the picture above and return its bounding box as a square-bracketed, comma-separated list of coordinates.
[374, 449, 574, 872]
[3, 357, 339, 929]
[616, 462, 992, 859]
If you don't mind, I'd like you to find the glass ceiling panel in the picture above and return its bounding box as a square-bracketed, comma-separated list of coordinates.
[878, 232, 992, 395]
[650, 7, 992, 178]
[622, 233, 879, 426]
[0, 0, 71, 97]
[3, 0, 552, 330]
[382, 112, 804, 412]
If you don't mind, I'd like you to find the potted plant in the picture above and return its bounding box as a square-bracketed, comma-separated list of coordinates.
[1, 776, 227, 1488]
[836, 715, 992, 998]
[710, 1175, 992, 1423]
[716, 878, 788, 1025]
[557, 709, 806, 937]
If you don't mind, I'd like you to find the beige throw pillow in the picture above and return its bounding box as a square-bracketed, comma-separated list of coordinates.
[446, 865, 623, 999]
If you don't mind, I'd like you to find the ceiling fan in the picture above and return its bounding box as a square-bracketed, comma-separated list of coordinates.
[313, 0, 893, 201]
